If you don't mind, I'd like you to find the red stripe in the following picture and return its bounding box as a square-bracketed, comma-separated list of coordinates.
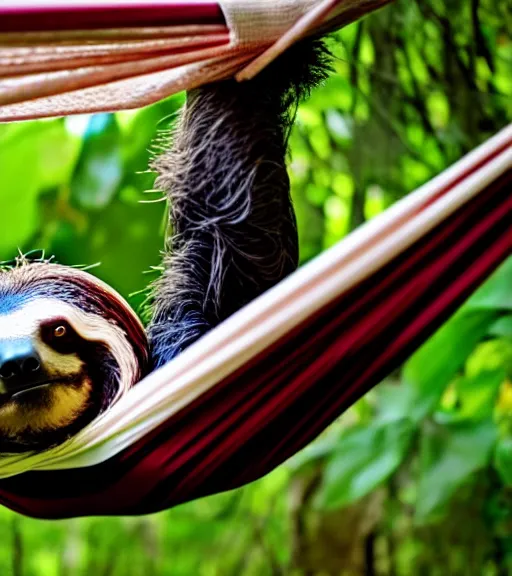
[0, 3, 225, 33]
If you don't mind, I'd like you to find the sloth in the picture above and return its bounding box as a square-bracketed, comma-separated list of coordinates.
[0, 38, 330, 452]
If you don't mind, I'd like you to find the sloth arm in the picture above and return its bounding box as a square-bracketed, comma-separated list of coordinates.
[146, 39, 330, 368]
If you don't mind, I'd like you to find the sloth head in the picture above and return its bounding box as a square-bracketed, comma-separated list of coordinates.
[0, 262, 149, 452]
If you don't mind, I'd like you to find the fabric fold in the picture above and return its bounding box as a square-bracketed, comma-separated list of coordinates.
[0, 0, 391, 121]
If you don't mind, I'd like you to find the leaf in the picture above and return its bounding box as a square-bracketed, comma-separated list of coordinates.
[489, 316, 512, 338]
[306, 183, 330, 207]
[315, 419, 414, 510]
[416, 420, 497, 522]
[454, 370, 504, 420]
[426, 91, 450, 129]
[332, 172, 354, 199]
[466, 256, 512, 311]
[466, 339, 512, 379]
[494, 437, 512, 486]
[323, 195, 349, 248]
[39, 122, 81, 188]
[309, 124, 332, 160]
[403, 309, 498, 420]
[373, 381, 423, 424]
[0, 121, 76, 257]
[436, 370, 504, 424]
[71, 114, 123, 210]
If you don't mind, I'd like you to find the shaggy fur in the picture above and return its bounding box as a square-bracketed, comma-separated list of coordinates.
[147, 38, 332, 366]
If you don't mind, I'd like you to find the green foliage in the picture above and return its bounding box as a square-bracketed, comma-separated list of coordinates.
[417, 419, 497, 521]
[466, 256, 512, 312]
[0, 121, 79, 256]
[490, 316, 512, 339]
[314, 419, 414, 510]
[71, 114, 123, 210]
[0, 0, 511, 574]
[403, 308, 499, 420]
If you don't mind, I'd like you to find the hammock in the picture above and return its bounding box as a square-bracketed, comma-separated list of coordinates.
[0, 0, 393, 121]
[0, 1, 510, 520]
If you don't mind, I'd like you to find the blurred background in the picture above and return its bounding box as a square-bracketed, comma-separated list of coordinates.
[0, 0, 511, 574]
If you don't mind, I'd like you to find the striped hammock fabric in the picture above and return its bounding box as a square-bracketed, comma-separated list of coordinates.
[0, 0, 510, 520]
[0, 122, 508, 519]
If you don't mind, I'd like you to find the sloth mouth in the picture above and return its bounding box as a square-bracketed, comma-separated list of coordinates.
[10, 382, 53, 400]
[0, 378, 70, 404]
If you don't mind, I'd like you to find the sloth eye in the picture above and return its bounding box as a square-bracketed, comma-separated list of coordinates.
[53, 325, 67, 338]
[40, 319, 77, 353]
[48, 321, 71, 340]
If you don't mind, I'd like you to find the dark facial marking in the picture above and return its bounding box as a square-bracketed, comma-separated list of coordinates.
[40, 318, 81, 355]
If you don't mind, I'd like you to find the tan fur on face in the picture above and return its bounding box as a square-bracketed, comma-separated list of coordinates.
[0, 377, 92, 438]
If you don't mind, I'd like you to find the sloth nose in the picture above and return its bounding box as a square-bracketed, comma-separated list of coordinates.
[0, 339, 42, 394]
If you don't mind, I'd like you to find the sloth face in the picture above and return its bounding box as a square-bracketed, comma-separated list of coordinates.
[0, 263, 149, 452]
